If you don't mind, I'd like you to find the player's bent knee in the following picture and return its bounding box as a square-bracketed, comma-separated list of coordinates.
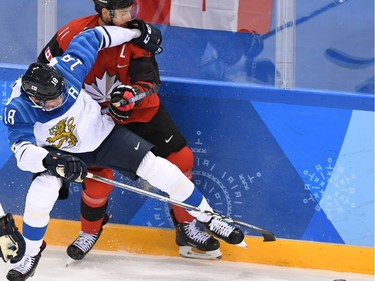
[137, 152, 194, 197]
[167, 146, 194, 178]
[83, 167, 114, 198]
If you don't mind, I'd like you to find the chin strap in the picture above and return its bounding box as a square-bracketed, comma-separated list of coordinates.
[99, 10, 115, 26]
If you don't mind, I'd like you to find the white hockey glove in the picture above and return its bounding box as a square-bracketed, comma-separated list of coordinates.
[0, 213, 26, 263]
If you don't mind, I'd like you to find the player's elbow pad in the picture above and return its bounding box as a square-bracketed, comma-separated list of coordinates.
[12, 142, 49, 173]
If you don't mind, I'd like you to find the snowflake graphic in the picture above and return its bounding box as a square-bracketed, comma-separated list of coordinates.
[303, 157, 357, 219]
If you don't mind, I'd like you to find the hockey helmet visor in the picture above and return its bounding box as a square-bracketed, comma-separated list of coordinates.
[94, 0, 138, 18]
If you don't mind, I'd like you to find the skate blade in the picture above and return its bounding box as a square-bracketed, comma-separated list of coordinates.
[179, 246, 222, 260]
[235, 240, 248, 249]
[66, 257, 81, 267]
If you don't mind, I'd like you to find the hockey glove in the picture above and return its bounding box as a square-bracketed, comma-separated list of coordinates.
[109, 85, 141, 122]
[0, 213, 25, 263]
[128, 19, 163, 55]
[43, 151, 87, 182]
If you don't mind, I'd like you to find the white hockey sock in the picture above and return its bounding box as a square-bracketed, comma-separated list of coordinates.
[23, 174, 61, 256]
[24, 238, 44, 257]
[136, 152, 213, 222]
[187, 197, 213, 223]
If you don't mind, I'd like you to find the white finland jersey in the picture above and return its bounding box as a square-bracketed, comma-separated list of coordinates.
[3, 26, 141, 173]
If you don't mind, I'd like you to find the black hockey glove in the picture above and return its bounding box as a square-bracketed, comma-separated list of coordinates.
[128, 19, 163, 55]
[0, 213, 26, 263]
[109, 85, 141, 122]
[43, 151, 87, 182]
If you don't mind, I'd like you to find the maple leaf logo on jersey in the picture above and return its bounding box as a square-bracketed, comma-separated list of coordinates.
[46, 117, 78, 148]
[83, 71, 121, 103]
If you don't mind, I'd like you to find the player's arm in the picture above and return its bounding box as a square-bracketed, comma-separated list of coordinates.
[0, 204, 25, 263]
[3, 106, 87, 182]
[3, 78, 48, 173]
[2, 93, 48, 174]
[51, 26, 141, 89]
[3, 84, 85, 181]
[39, 19, 162, 64]
[37, 32, 65, 63]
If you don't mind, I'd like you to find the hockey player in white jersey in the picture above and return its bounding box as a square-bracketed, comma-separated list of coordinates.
[0, 203, 25, 264]
[3, 25, 246, 280]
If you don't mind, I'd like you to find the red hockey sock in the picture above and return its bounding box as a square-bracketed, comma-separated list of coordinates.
[167, 146, 195, 223]
[171, 205, 194, 223]
[80, 167, 114, 233]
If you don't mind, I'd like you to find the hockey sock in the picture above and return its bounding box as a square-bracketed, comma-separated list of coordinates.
[166, 146, 194, 179]
[81, 193, 108, 234]
[171, 205, 194, 223]
[80, 168, 113, 233]
[167, 146, 195, 223]
[23, 174, 61, 256]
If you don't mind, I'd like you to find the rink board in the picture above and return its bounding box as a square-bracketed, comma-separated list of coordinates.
[13, 216, 374, 275]
[1, 65, 374, 275]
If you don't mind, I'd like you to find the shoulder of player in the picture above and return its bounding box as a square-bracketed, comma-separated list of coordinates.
[5, 80, 29, 111]
[57, 15, 99, 45]
[59, 15, 98, 32]
[3, 95, 35, 126]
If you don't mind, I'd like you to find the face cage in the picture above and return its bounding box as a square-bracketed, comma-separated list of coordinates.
[28, 86, 69, 111]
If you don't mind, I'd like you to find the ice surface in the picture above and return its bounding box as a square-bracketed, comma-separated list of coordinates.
[0, 246, 373, 281]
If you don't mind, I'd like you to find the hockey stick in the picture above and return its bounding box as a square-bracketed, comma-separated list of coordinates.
[113, 84, 159, 107]
[86, 172, 276, 242]
[324, 48, 374, 69]
[101, 83, 159, 114]
[262, 0, 349, 40]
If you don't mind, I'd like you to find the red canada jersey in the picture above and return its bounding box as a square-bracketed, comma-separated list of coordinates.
[38, 15, 160, 124]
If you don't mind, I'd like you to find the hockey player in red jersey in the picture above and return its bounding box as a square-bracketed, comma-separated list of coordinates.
[38, 0, 222, 260]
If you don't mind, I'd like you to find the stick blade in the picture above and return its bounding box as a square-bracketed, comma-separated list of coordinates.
[325, 48, 374, 69]
[262, 232, 276, 242]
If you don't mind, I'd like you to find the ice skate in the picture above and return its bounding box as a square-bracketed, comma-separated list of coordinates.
[66, 231, 102, 262]
[66, 214, 108, 266]
[6, 240, 46, 281]
[171, 211, 222, 259]
[203, 217, 247, 248]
